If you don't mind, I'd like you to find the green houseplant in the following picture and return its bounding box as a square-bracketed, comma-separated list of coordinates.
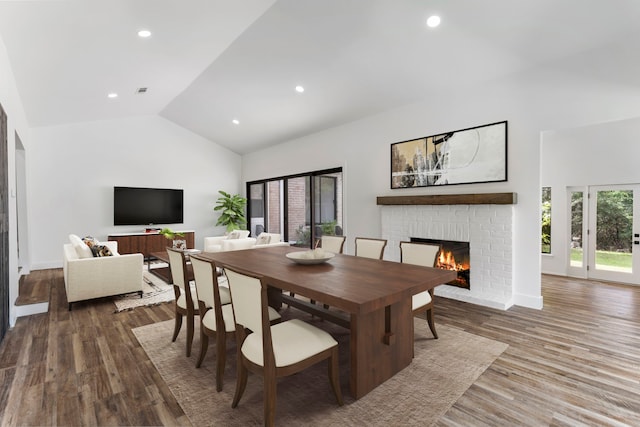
[159, 228, 186, 249]
[214, 191, 247, 232]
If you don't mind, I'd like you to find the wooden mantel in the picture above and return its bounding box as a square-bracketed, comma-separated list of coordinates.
[376, 192, 517, 206]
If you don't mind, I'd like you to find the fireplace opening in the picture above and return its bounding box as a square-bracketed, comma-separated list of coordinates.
[410, 237, 470, 289]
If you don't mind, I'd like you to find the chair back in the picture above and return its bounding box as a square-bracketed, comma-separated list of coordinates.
[166, 248, 188, 290]
[224, 267, 267, 338]
[321, 235, 346, 254]
[190, 255, 231, 309]
[399, 241, 440, 267]
[354, 237, 387, 260]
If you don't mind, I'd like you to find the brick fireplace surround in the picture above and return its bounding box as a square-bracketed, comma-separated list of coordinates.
[379, 194, 515, 310]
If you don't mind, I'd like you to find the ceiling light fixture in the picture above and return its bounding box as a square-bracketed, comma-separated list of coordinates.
[107, 93, 118, 98]
[295, 85, 305, 93]
[232, 119, 240, 125]
[426, 15, 441, 28]
[138, 30, 152, 38]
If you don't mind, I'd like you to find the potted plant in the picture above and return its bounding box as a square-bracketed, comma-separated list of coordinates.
[214, 190, 247, 232]
[159, 227, 186, 249]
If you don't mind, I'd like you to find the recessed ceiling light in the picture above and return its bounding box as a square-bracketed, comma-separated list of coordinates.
[295, 85, 305, 93]
[232, 119, 240, 125]
[107, 93, 118, 98]
[426, 15, 441, 28]
[138, 30, 152, 38]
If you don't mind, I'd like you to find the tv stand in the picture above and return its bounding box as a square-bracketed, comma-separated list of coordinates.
[108, 230, 195, 259]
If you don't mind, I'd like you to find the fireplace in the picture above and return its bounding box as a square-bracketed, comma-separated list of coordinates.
[410, 237, 470, 289]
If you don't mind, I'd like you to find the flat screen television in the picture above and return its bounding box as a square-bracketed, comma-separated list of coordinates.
[114, 186, 184, 226]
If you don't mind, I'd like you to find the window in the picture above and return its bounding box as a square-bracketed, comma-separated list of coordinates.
[247, 168, 343, 247]
[541, 186, 551, 254]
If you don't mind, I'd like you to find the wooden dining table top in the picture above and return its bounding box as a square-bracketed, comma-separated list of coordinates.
[197, 245, 455, 315]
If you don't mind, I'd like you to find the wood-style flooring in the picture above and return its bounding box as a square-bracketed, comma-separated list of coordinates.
[0, 270, 638, 426]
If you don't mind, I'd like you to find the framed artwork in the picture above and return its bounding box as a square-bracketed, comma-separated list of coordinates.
[390, 121, 507, 189]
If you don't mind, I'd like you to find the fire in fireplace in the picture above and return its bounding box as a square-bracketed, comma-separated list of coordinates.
[410, 237, 470, 289]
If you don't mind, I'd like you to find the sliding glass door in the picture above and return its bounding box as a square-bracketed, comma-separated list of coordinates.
[247, 167, 343, 247]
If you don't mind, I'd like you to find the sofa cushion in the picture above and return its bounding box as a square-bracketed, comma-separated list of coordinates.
[69, 234, 93, 259]
[256, 233, 270, 245]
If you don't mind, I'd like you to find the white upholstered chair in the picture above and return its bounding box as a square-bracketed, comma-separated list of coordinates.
[190, 255, 234, 390]
[354, 237, 387, 260]
[399, 241, 441, 339]
[190, 255, 282, 391]
[166, 248, 200, 357]
[318, 235, 346, 254]
[223, 265, 343, 426]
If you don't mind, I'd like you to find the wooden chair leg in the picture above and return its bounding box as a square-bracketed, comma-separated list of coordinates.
[186, 312, 194, 357]
[426, 307, 438, 339]
[172, 313, 182, 342]
[232, 328, 248, 408]
[328, 347, 343, 405]
[232, 361, 248, 408]
[264, 368, 277, 427]
[215, 332, 227, 392]
[196, 329, 208, 368]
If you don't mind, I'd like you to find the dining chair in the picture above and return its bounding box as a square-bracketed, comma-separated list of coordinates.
[318, 235, 346, 254]
[166, 247, 200, 357]
[223, 265, 343, 427]
[399, 241, 441, 339]
[354, 237, 387, 260]
[189, 254, 234, 390]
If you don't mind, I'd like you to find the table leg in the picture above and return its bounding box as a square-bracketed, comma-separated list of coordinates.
[349, 298, 413, 399]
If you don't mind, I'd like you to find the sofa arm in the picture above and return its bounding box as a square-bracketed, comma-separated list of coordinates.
[204, 236, 228, 252]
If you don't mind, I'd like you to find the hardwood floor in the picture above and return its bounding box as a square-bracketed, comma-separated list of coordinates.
[0, 270, 638, 426]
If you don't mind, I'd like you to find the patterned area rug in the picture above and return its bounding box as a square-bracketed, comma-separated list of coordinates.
[113, 266, 175, 312]
[133, 312, 508, 426]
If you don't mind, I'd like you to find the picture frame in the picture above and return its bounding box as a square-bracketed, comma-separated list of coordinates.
[390, 121, 507, 189]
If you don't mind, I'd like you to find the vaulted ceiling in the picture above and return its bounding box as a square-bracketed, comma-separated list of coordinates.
[2, 0, 640, 154]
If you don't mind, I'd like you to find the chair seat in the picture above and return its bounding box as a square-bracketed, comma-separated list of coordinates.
[177, 284, 199, 310]
[202, 303, 236, 332]
[412, 290, 432, 311]
[242, 319, 336, 367]
[203, 284, 231, 308]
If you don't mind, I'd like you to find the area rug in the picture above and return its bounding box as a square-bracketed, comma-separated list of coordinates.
[113, 269, 175, 312]
[133, 312, 508, 426]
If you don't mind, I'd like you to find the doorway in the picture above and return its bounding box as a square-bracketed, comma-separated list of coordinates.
[568, 185, 640, 284]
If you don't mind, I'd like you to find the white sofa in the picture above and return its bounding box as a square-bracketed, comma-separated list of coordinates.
[204, 232, 288, 252]
[63, 236, 144, 310]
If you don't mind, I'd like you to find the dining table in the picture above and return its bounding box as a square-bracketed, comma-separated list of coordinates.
[198, 245, 455, 399]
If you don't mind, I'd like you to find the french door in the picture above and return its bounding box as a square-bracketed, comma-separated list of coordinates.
[568, 185, 640, 284]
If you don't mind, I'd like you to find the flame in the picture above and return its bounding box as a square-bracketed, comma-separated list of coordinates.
[436, 250, 469, 272]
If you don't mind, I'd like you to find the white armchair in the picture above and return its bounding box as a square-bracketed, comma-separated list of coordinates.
[63, 238, 143, 310]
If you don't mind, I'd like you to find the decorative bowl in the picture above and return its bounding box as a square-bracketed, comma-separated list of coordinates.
[286, 250, 335, 265]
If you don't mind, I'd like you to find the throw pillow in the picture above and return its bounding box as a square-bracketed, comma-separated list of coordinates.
[69, 234, 93, 259]
[256, 233, 270, 245]
[90, 244, 114, 257]
[228, 230, 241, 239]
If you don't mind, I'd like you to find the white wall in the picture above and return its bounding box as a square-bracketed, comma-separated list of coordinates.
[242, 57, 640, 309]
[29, 115, 242, 269]
[1, 35, 31, 326]
[541, 117, 640, 275]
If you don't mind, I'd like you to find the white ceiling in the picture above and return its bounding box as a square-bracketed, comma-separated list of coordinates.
[2, 0, 640, 154]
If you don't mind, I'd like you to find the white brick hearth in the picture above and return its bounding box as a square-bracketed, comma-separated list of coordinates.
[381, 204, 514, 309]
